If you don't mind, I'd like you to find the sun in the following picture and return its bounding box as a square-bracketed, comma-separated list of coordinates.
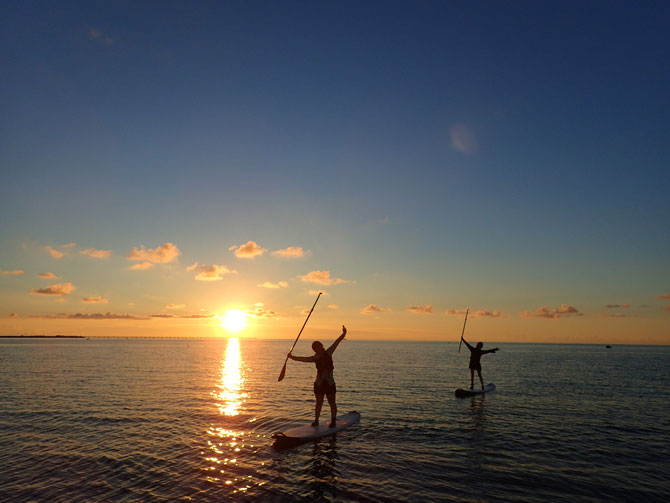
[220, 309, 248, 333]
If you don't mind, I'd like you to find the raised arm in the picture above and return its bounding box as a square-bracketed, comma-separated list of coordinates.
[461, 336, 474, 351]
[326, 325, 347, 355]
[288, 353, 317, 363]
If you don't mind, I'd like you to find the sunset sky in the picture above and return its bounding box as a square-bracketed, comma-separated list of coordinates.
[1, 2, 668, 343]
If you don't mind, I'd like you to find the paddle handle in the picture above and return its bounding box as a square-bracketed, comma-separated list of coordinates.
[278, 292, 322, 381]
[458, 308, 469, 354]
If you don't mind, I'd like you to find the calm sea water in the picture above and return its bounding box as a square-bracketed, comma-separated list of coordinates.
[1, 338, 669, 502]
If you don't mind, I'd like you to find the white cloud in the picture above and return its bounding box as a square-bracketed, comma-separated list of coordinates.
[127, 242, 181, 263]
[30, 282, 76, 296]
[229, 241, 267, 259]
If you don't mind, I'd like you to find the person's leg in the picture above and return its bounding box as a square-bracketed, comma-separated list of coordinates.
[326, 393, 337, 427]
[477, 369, 484, 389]
[469, 368, 475, 389]
[313, 392, 324, 426]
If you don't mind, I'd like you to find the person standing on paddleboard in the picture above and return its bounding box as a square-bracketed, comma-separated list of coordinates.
[288, 325, 347, 428]
[461, 336, 499, 389]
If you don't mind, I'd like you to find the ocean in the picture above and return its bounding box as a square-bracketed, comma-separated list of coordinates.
[1, 338, 668, 502]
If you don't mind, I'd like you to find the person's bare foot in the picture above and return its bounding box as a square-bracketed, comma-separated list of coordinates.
[328, 420, 336, 428]
[311, 420, 319, 427]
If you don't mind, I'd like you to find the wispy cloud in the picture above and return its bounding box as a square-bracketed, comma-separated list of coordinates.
[45, 246, 64, 259]
[63, 242, 76, 248]
[130, 262, 154, 271]
[229, 241, 267, 259]
[81, 248, 113, 259]
[299, 270, 352, 286]
[598, 313, 632, 318]
[471, 310, 502, 318]
[272, 246, 309, 259]
[192, 264, 237, 281]
[38, 272, 58, 279]
[151, 313, 216, 319]
[361, 304, 392, 314]
[406, 305, 433, 314]
[444, 308, 468, 316]
[30, 282, 76, 296]
[166, 304, 185, 309]
[127, 242, 181, 263]
[247, 303, 277, 318]
[89, 28, 115, 45]
[31, 312, 147, 320]
[605, 303, 630, 308]
[0, 269, 24, 275]
[186, 262, 199, 271]
[258, 280, 289, 289]
[450, 124, 477, 155]
[521, 304, 582, 319]
[82, 296, 109, 304]
[328, 304, 340, 309]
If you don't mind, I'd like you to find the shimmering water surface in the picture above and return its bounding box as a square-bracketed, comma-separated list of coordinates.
[1, 339, 669, 502]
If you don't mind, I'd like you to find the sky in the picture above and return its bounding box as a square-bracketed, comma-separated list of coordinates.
[1, 1, 668, 343]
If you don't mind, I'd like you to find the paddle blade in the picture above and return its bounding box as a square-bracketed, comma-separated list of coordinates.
[278, 362, 287, 382]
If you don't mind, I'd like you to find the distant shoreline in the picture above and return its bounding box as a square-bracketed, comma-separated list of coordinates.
[0, 335, 85, 338]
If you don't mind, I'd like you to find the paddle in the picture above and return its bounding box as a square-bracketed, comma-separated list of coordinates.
[457, 308, 469, 355]
[278, 292, 322, 382]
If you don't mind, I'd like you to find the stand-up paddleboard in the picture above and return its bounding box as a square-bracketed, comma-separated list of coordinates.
[273, 411, 360, 448]
[455, 383, 496, 398]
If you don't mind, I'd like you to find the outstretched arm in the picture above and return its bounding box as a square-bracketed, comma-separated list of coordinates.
[461, 336, 474, 351]
[327, 325, 347, 355]
[288, 353, 317, 363]
[483, 347, 499, 354]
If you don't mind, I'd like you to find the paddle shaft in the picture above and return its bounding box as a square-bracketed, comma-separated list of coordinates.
[458, 308, 469, 355]
[278, 292, 322, 381]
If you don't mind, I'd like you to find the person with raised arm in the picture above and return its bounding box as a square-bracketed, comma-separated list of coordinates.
[461, 336, 499, 389]
[288, 325, 347, 427]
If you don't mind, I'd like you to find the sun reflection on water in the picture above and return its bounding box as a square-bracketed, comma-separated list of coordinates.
[213, 337, 246, 416]
[205, 337, 253, 494]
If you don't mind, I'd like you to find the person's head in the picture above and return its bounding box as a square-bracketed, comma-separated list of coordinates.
[312, 341, 325, 354]
[476, 342, 484, 349]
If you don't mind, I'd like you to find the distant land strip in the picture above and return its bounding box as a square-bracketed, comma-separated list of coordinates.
[0, 335, 85, 338]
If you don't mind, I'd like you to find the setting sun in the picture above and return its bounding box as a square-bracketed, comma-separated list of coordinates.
[220, 309, 248, 333]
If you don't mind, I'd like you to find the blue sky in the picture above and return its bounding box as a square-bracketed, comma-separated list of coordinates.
[1, 1, 668, 342]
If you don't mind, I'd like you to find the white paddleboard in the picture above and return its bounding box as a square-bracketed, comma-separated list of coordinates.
[273, 411, 360, 446]
[455, 383, 496, 397]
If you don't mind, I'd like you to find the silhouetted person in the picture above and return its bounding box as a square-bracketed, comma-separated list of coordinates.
[288, 325, 347, 427]
[461, 336, 499, 389]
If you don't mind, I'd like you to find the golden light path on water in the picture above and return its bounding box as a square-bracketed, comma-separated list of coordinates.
[205, 338, 256, 494]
